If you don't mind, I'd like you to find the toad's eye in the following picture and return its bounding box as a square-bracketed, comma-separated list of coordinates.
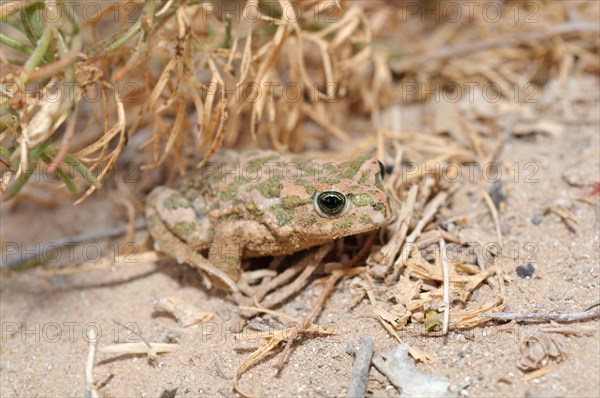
[315, 191, 347, 217]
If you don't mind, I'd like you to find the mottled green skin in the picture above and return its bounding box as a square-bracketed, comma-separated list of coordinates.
[146, 149, 393, 281]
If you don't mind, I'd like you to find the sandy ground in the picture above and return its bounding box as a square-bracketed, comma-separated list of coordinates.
[1, 92, 599, 397]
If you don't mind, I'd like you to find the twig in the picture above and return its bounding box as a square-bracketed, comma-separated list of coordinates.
[367, 184, 417, 278]
[257, 261, 320, 309]
[480, 187, 503, 245]
[363, 274, 435, 362]
[347, 336, 375, 398]
[392, 191, 447, 274]
[98, 342, 178, 355]
[0, 218, 147, 269]
[250, 260, 299, 301]
[520, 365, 555, 382]
[391, 21, 600, 73]
[481, 304, 600, 323]
[275, 268, 346, 373]
[439, 239, 450, 335]
[254, 243, 332, 306]
[273, 235, 377, 373]
[84, 328, 99, 398]
[113, 320, 152, 350]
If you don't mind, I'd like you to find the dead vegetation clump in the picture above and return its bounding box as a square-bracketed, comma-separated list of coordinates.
[1, 0, 597, 202]
[1, 0, 379, 202]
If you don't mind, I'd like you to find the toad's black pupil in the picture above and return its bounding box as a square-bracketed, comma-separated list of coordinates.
[317, 191, 346, 215]
[322, 195, 341, 209]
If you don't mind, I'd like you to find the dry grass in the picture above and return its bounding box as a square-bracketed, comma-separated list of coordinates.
[1, 0, 379, 202]
[1, 1, 597, 197]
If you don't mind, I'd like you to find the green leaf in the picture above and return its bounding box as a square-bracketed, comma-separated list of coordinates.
[39, 152, 78, 193]
[2, 138, 52, 201]
[64, 153, 98, 187]
[0, 33, 34, 56]
[45, 145, 99, 187]
[222, 15, 232, 49]
[20, 24, 53, 83]
[0, 146, 12, 160]
[20, 3, 43, 47]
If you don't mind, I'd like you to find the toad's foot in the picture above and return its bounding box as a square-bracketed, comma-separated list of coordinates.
[238, 243, 333, 318]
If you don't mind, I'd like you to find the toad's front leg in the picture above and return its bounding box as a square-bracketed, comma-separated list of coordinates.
[145, 187, 242, 295]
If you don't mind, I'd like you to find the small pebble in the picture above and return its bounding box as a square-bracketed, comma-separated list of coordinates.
[552, 198, 574, 209]
[160, 388, 178, 398]
[531, 213, 544, 225]
[345, 342, 356, 356]
[48, 275, 67, 286]
[516, 263, 535, 278]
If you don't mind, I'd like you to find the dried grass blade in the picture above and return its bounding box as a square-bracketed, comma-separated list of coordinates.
[74, 86, 126, 204]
